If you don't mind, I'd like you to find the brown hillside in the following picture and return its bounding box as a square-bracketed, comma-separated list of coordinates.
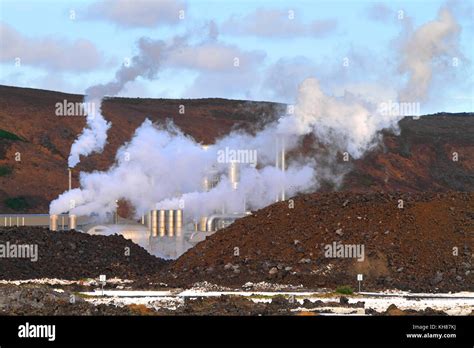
[160, 191, 474, 292]
[0, 85, 473, 213]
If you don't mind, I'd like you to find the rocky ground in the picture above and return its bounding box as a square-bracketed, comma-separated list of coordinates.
[1, 192, 472, 293]
[0, 191, 472, 315]
[1, 284, 463, 316]
[0, 284, 135, 315]
[158, 191, 473, 292]
[0, 227, 168, 280]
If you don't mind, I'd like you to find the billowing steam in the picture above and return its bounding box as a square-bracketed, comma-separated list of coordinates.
[52, 116, 316, 220]
[68, 99, 111, 168]
[54, 7, 461, 223]
[68, 36, 185, 167]
[398, 7, 461, 101]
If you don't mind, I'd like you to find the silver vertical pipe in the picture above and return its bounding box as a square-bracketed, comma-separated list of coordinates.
[68, 168, 72, 191]
[281, 138, 286, 201]
[175, 209, 183, 237]
[229, 161, 239, 191]
[69, 214, 77, 230]
[199, 216, 207, 232]
[167, 210, 174, 237]
[158, 210, 166, 237]
[49, 214, 58, 231]
[151, 210, 158, 237]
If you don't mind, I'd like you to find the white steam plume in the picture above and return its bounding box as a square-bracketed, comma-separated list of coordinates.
[52, 7, 462, 223]
[68, 99, 111, 168]
[68, 36, 185, 167]
[398, 7, 461, 101]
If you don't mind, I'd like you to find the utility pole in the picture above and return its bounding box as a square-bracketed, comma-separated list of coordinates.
[68, 168, 72, 191]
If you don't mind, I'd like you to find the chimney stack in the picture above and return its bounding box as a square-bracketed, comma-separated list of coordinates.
[69, 214, 77, 230]
[275, 138, 286, 202]
[49, 214, 58, 231]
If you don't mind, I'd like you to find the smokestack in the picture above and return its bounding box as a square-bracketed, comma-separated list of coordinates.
[114, 200, 119, 224]
[203, 167, 219, 192]
[68, 168, 72, 191]
[203, 177, 210, 192]
[167, 209, 174, 237]
[49, 214, 58, 231]
[275, 138, 286, 201]
[69, 214, 77, 230]
[158, 209, 166, 237]
[150, 210, 158, 237]
[229, 161, 240, 190]
[175, 209, 183, 237]
[199, 217, 208, 232]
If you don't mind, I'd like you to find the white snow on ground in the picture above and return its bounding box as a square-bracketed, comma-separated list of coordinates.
[0, 278, 133, 286]
[81, 290, 174, 297]
[358, 296, 473, 315]
[87, 296, 183, 311]
[360, 291, 474, 298]
[79, 288, 474, 315]
[291, 307, 365, 315]
[0, 278, 78, 286]
[241, 281, 304, 291]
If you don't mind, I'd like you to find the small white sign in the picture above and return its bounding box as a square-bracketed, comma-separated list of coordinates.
[99, 275, 106, 282]
[357, 274, 363, 281]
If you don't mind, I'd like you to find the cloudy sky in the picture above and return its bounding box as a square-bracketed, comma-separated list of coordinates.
[0, 0, 472, 113]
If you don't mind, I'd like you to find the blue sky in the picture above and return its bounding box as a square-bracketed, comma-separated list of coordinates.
[0, 0, 472, 113]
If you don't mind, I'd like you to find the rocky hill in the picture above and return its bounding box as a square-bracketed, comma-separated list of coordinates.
[0, 85, 472, 213]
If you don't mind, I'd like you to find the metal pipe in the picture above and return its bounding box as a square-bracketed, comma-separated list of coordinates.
[203, 176, 210, 192]
[49, 214, 58, 231]
[167, 209, 174, 237]
[158, 210, 166, 237]
[114, 200, 119, 224]
[206, 213, 248, 232]
[229, 161, 239, 190]
[175, 209, 183, 237]
[68, 168, 72, 191]
[151, 210, 158, 237]
[275, 138, 286, 201]
[199, 217, 207, 232]
[281, 139, 286, 201]
[69, 214, 77, 230]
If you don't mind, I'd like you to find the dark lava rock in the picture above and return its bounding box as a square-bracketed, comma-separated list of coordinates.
[0, 227, 168, 280]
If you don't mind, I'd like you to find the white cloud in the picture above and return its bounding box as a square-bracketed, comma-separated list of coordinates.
[398, 8, 462, 101]
[165, 42, 265, 72]
[221, 8, 337, 38]
[262, 56, 317, 102]
[366, 3, 393, 22]
[87, 0, 186, 28]
[0, 22, 103, 72]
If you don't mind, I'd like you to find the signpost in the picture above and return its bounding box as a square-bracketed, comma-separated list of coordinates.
[99, 274, 106, 296]
[357, 274, 363, 293]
